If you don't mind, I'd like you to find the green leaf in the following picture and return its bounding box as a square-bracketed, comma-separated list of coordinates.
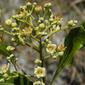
[13, 73, 33, 85]
[0, 83, 14, 85]
[0, 72, 33, 85]
[51, 23, 85, 85]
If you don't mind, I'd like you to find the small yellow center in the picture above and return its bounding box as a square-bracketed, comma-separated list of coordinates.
[37, 69, 43, 74]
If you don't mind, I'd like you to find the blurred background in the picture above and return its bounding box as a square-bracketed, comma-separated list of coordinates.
[0, 0, 85, 85]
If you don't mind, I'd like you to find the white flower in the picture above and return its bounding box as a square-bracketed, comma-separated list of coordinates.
[34, 67, 46, 78]
[22, 27, 33, 35]
[33, 81, 45, 85]
[46, 44, 56, 54]
[57, 44, 65, 51]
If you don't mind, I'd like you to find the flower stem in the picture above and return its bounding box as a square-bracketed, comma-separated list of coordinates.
[39, 38, 45, 83]
[39, 38, 44, 67]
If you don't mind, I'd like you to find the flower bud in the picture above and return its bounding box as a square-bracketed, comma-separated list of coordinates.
[26, 2, 32, 7]
[6, 46, 15, 51]
[11, 22, 17, 27]
[34, 59, 42, 64]
[22, 27, 33, 36]
[33, 2, 37, 6]
[0, 25, 4, 30]
[33, 81, 45, 85]
[12, 27, 19, 31]
[39, 23, 45, 29]
[44, 3, 52, 8]
[35, 5, 42, 13]
[0, 78, 4, 82]
[68, 20, 78, 27]
[20, 5, 26, 10]
[11, 38, 15, 42]
[58, 51, 64, 56]
[7, 54, 14, 60]
[5, 19, 12, 25]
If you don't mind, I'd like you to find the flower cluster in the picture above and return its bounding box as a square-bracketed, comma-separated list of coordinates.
[0, 64, 19, 82]
[0, 64, 9, 82]
[0, 1, 78, 85]
[6, 45, 17, 63]
[46, 43, 66, 59]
